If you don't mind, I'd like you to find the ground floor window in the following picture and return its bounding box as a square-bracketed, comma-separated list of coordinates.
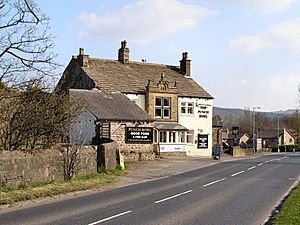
[157, 130, 188, 143]
[178, 131, 186, 143]
[186, 130, 194, 144]
[154, 129, 158, 143]
[159, 131, 167, 143]
[169, 131, 176, 143]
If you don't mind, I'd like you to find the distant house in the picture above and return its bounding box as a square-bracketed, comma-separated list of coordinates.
[57, 40, 214, 157]
[257, 129, 295, 148]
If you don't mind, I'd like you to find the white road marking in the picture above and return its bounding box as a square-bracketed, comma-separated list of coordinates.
[202, 178, 226, 187]
[88, 211, 132, 225]
[257, 163, 264, 166]
[265, 160, 270, 163]
[248, 166, 256, 171]
[231, 171, 245, 177]
[155, 190, 193, 204]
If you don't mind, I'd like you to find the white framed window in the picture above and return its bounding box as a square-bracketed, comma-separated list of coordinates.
[159, 131, 167, 143]
[178, 131, 186, 143]
[155, 97, 171, 118]
[169, 131, 176, 143]
[186, 130, 194, 144]
[181, 102, 194, 115]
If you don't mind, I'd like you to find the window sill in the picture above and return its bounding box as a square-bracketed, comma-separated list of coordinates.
[180, 113, 195, 116]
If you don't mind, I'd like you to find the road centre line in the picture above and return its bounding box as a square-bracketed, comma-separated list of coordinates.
[257, 163, 264, 166]
[231, 171, 245, 177]
[265, 160, 270, 163]
[248, 166, 256, 170]
[88, 211, 132, 225]
[155, 190, 193, 204]
[202, 178, 226, 187]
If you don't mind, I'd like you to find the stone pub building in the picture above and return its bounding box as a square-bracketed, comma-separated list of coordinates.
[57, 41, 213, 158]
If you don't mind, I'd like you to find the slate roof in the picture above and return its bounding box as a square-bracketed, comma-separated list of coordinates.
[258, 130, 282, 139]
[80, 58, 213, 98]
[69, 89, 154, 122]
[154, 122, 188, 131]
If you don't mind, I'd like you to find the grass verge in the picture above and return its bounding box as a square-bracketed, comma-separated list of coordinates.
[0, 166, 127, 206]
[272, 184, 300, 225]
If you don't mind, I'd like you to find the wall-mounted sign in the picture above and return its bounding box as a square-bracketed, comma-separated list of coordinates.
[159, 144, 186, 152]
[197, 134, 208, 149]
[125, 127, 153, 144]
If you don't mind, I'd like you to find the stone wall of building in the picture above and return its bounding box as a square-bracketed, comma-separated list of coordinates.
[0, 146, 97, 188]
[212, 127, 222, 147]
[110, 122, 155, 161]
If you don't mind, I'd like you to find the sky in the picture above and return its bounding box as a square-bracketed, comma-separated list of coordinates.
[36, 0, 300, 112]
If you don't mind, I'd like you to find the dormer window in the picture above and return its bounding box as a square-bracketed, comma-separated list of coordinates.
[155, 96, 171, 118]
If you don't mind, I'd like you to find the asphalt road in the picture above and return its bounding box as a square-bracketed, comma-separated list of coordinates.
[1, 153, 299, 225]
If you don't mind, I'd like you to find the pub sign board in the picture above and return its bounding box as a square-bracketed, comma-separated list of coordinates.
[197, 134, 208, 149]
[125, 127, 153, 144]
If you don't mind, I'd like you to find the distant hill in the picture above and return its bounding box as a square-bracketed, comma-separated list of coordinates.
[213, 106, 289, 120]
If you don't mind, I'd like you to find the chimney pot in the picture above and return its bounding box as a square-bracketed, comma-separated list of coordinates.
[118, 40, 130, 63]
[77, 47, 89, 68]
[180, 52, 191, 77]
[79, 48, 84, 55]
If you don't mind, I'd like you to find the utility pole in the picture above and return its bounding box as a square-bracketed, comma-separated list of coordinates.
[253, 107, 260, 154]
[297, 109, 299, 144]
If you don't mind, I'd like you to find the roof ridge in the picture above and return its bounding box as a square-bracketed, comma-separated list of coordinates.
[89, 57, 179, 67]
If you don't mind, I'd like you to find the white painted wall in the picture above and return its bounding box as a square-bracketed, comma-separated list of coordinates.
[178, 97, 213, 157]
[70, 110, 96, 144]
[125, 93, 213, 157]
[124, 94, 146, 110]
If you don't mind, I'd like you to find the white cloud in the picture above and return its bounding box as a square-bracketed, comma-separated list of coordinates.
[229, 19, 300, 54]
[77, 0, 217, 44]
[232, 0, 296, 14]
[218, 75, 300, 111]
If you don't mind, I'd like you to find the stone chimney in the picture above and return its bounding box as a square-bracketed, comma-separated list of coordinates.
[77, 48, 89, 68]
[118, 40, 130, 63]
[180, 52, 191, 77]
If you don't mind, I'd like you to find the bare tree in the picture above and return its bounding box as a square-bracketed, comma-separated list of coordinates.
[238, 107, 252, 134]
[0, 0, 58, 87]
[60, 144, 82, 181]
[59, 128, 88, 181]
[0, 85, 81, 151]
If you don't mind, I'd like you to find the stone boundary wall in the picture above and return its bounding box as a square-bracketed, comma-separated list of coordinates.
[0, 146, 97, 188]
[111, 122, 155, 162]
[231, 147, 254, 157]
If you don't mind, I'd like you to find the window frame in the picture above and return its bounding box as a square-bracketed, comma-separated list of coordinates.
[186, 130, 194, 144]
[155, 96, 171, 119]
[180, 102, 194, 115]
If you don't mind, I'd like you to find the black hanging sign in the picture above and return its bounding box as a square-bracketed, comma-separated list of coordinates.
[197, 134, 208, 149]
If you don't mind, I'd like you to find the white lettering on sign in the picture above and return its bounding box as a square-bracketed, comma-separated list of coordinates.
[198, 142, 207, 148]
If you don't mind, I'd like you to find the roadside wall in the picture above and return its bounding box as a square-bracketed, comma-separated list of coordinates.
[231, 147, 254, 157]
[0, 146, 97, 188]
